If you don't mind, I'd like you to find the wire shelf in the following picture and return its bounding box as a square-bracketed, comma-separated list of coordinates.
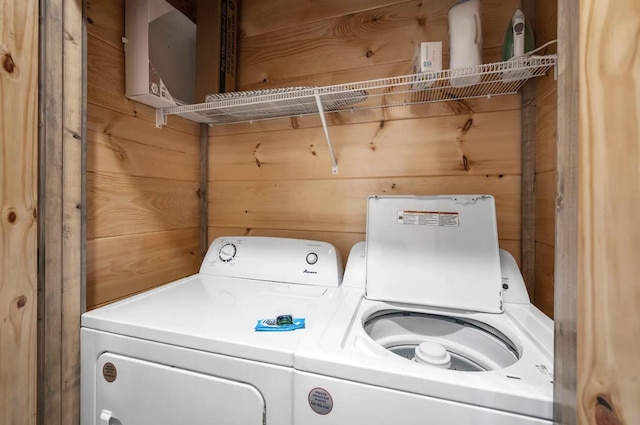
[156, 55, 557, 127]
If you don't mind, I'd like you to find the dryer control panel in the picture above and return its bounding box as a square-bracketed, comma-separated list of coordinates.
[200, 236, 343, 287]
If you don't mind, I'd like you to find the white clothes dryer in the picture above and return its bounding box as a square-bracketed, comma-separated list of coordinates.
[293, 195, 554, 424]
[81, 236, 344, 425]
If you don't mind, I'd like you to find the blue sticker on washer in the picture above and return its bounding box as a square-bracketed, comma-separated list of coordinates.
[308, 387, 333, 415]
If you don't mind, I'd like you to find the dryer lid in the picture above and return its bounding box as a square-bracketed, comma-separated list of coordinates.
[365, 195, 503, 313]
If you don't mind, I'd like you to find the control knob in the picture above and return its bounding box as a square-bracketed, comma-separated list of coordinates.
[218, 243, 237, 262]
[306, 252, 318, 265]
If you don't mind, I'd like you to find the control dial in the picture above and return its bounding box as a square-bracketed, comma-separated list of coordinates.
[306, 252, 318, 265]
[218, 243, 237, 262]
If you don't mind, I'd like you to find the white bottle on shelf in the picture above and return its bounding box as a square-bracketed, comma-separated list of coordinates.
[448, 0, 483, 87]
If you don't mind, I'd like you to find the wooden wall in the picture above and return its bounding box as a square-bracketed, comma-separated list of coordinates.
[534, 0, 558, 318]
[86, 0, 201, 309]
[208, 0, 524, 270]
[578, 0, 640, 422]
[1, 1, 38, 424]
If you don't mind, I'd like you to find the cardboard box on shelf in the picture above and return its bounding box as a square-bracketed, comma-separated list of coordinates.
[411, 41, 443, 90]
[195, 0, 238, 101]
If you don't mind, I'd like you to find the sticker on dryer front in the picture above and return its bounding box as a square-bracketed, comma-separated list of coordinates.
[397, 210, 459, 227]
[308, 387, 333, 415]
[102, 362, 117, 383]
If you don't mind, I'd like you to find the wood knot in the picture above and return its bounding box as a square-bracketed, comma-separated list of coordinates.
[379, 120, 385, 129]
[417, 17, 426, 27]
[87, 17, 94, 25]
[7, 211, 17, 224]
[595, 395, 623, 425]
[366, 50, 373, 58]
[106, 137, 126, 161]
[309, 144, 317, 156]
[253, 142, 262, 167]
[461, 118, 473, 135]
[3, 53, 16, 73]
[290, 117, 300, 129]
[597, 396, 613, 411]
[462, 155, 470, 171]
[64, 31, 76, 43]
[16, 296, 27, 309]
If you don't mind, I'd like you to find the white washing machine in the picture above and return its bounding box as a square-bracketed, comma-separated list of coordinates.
[294, 195, 554, 424]
[81, 236, 344, 425]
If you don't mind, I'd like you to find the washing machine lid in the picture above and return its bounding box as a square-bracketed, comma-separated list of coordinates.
[365, 195, 503, 313]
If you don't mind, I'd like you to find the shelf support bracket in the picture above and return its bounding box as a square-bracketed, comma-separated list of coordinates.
[156, 107, 167, 128]
[314, 90, 338, 174]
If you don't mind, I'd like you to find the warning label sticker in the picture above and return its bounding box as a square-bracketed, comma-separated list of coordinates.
[308, 387, 333, 415]
[397, 210, 459, 227]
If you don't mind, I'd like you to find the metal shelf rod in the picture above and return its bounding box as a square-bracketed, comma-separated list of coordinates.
[314, 90, 338, 175]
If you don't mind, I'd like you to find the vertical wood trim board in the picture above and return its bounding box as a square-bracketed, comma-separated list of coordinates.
[61, 1, 85, 424]
[38, 0, 64, 422]
[521, 0, 537, 298]
[38, 0, 84, 424]
[554, 0, 579, 423]
[578, 0, 640, 423]
[199, 124, 209, 258]
[0, 1, 39, 425]
[534, 0, 557, 318]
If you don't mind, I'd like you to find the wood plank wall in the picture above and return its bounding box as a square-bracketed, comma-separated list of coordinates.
[1, 1, 38, 424]
[207, 0, 525, 269]
[534, 0, 557, 318]
[578, 0, 640, 422]
[86, 0, 201, 309]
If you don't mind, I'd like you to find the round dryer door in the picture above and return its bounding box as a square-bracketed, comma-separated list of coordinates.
[363, 310, 520, 372]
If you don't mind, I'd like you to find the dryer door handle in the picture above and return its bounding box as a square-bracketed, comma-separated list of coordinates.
[100, 410, 112, 425]
[100, 410, 122, 425]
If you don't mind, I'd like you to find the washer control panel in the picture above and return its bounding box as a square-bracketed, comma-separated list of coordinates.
[200, 236, 343, 287]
